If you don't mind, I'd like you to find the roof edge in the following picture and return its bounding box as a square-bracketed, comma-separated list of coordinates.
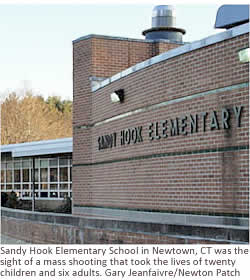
[72, 33, 184, 44]
[91, 23, 249, 93]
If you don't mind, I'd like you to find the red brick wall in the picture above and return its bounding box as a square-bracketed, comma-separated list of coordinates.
[73, 33, 249, 215]
[73, 36, 180, 207]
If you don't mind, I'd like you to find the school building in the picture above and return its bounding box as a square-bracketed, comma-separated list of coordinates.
[1, 5, 249, 244]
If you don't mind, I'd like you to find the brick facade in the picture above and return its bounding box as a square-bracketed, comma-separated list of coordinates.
[73, 29, 249, 221]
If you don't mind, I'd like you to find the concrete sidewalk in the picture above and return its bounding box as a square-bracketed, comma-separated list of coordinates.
[0, 234, 28, 244]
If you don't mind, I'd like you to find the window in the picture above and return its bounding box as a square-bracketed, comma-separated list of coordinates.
[60, 192, 68, 198]
[40, 192, 48, 198]
[23, 184, 29, 190]
[50, 192, 58, 198]
[1, 170, 5, 183]
[6, 170, 12, 183]
[50, 168, 58, 182]
[14, 184, 21, 190]
[60, 184, 68, 190]
[50, 184, 58, 190]
[14, 170, 21, 182]
[23, 169, 29, 182]
[40, 184, 48, 190]
[40, 168, 48, 182]
[60, 167, 68, 182]
[1, 156, 72, 200]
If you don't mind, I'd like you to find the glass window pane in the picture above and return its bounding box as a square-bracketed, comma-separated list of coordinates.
[59, 159, 68, 166]
[1, 170, 5, 183]
[23, 184, 29, 190]
[1, 162, 6, 169]
[50, 192, 58, 198]
[40, 168, 48, 182]
[50, 159, 58, 167]
[30, 169, 39, 181]
[59, 184, 68, 190]
[6, 185, 12, 190]
[14, 184, 21, 190]
[22, 160, 31, 168]
[40, 184, 48, 190]
[40, 192, 48, 198]
[7, 162, 13, 169]
[14, 162, 21, 169]
[40, 159, 48, 168]
[6, 170, 12, 183]
[70, 167, 72, 181]
[35, 169, 38, 181]
[1, 185, 5, 190]
[60, 167, 68, 182]
[50, 168, 58, 182]
[14, 170, 21, 182]
[50, 184, 58, 190]
[60, 192, 68, 198]
[69, 183, 72, 190]
[23, 169, 29, 182]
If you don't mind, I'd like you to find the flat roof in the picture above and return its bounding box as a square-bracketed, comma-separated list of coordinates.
[0, 138, 72, 158]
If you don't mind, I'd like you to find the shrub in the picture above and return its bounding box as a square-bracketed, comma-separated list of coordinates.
[6, 191, 19, 208]
[58, 196, 72, 214]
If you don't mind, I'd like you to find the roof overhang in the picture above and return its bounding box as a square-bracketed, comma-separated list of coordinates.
[0, 138, 72, 158]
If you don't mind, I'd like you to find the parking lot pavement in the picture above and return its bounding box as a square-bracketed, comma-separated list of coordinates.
[0, 234, 28, 244]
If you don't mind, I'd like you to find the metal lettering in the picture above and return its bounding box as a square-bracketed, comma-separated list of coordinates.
[148, 123, 154, 141]
[113, 132, 117, 147]
[201, 112, 208, 132]
[120, 130, 125, 145]
[210, 111, 219, 130]
[221, 108, 230, 129]
[161, 120, 168, 138]
[155, 122, 161, 139]
[131, 128, 137, 143]
[190, 114, 198, 133]
[125, 129, 131, 144]
[98, 137, 101, 150]
[170, 118, 179, 136]
[180, 116, 188, 135]
[233, 105, 243, 127]
[136, 126, 143, 142]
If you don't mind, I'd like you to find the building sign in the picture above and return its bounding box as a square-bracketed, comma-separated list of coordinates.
[98, 105, 243, 150]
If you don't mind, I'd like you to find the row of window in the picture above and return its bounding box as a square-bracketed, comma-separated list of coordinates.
[1, 157, 72, 200]
[1, 167, 72, 183]
[1, 183, 71, 190]
[3, 190, 72, 199]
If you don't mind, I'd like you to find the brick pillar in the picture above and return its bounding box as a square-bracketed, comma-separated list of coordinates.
[72, 35, 181, 212]
[73, 38, 93, 209]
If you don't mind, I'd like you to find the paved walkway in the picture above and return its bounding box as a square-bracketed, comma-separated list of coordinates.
[0, 234, 28, 244]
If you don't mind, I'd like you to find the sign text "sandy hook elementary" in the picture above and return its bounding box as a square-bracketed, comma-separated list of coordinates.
[98, 105, 243, 150]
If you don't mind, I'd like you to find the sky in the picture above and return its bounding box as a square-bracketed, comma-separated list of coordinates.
[0, 1, 247, 101]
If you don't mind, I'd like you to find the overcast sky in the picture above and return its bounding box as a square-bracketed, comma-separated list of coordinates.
[0, 1, 246, 100]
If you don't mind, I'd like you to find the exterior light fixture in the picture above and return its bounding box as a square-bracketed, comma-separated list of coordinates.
[238, 48, 250, 63]
[110, 89, 125, 103]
